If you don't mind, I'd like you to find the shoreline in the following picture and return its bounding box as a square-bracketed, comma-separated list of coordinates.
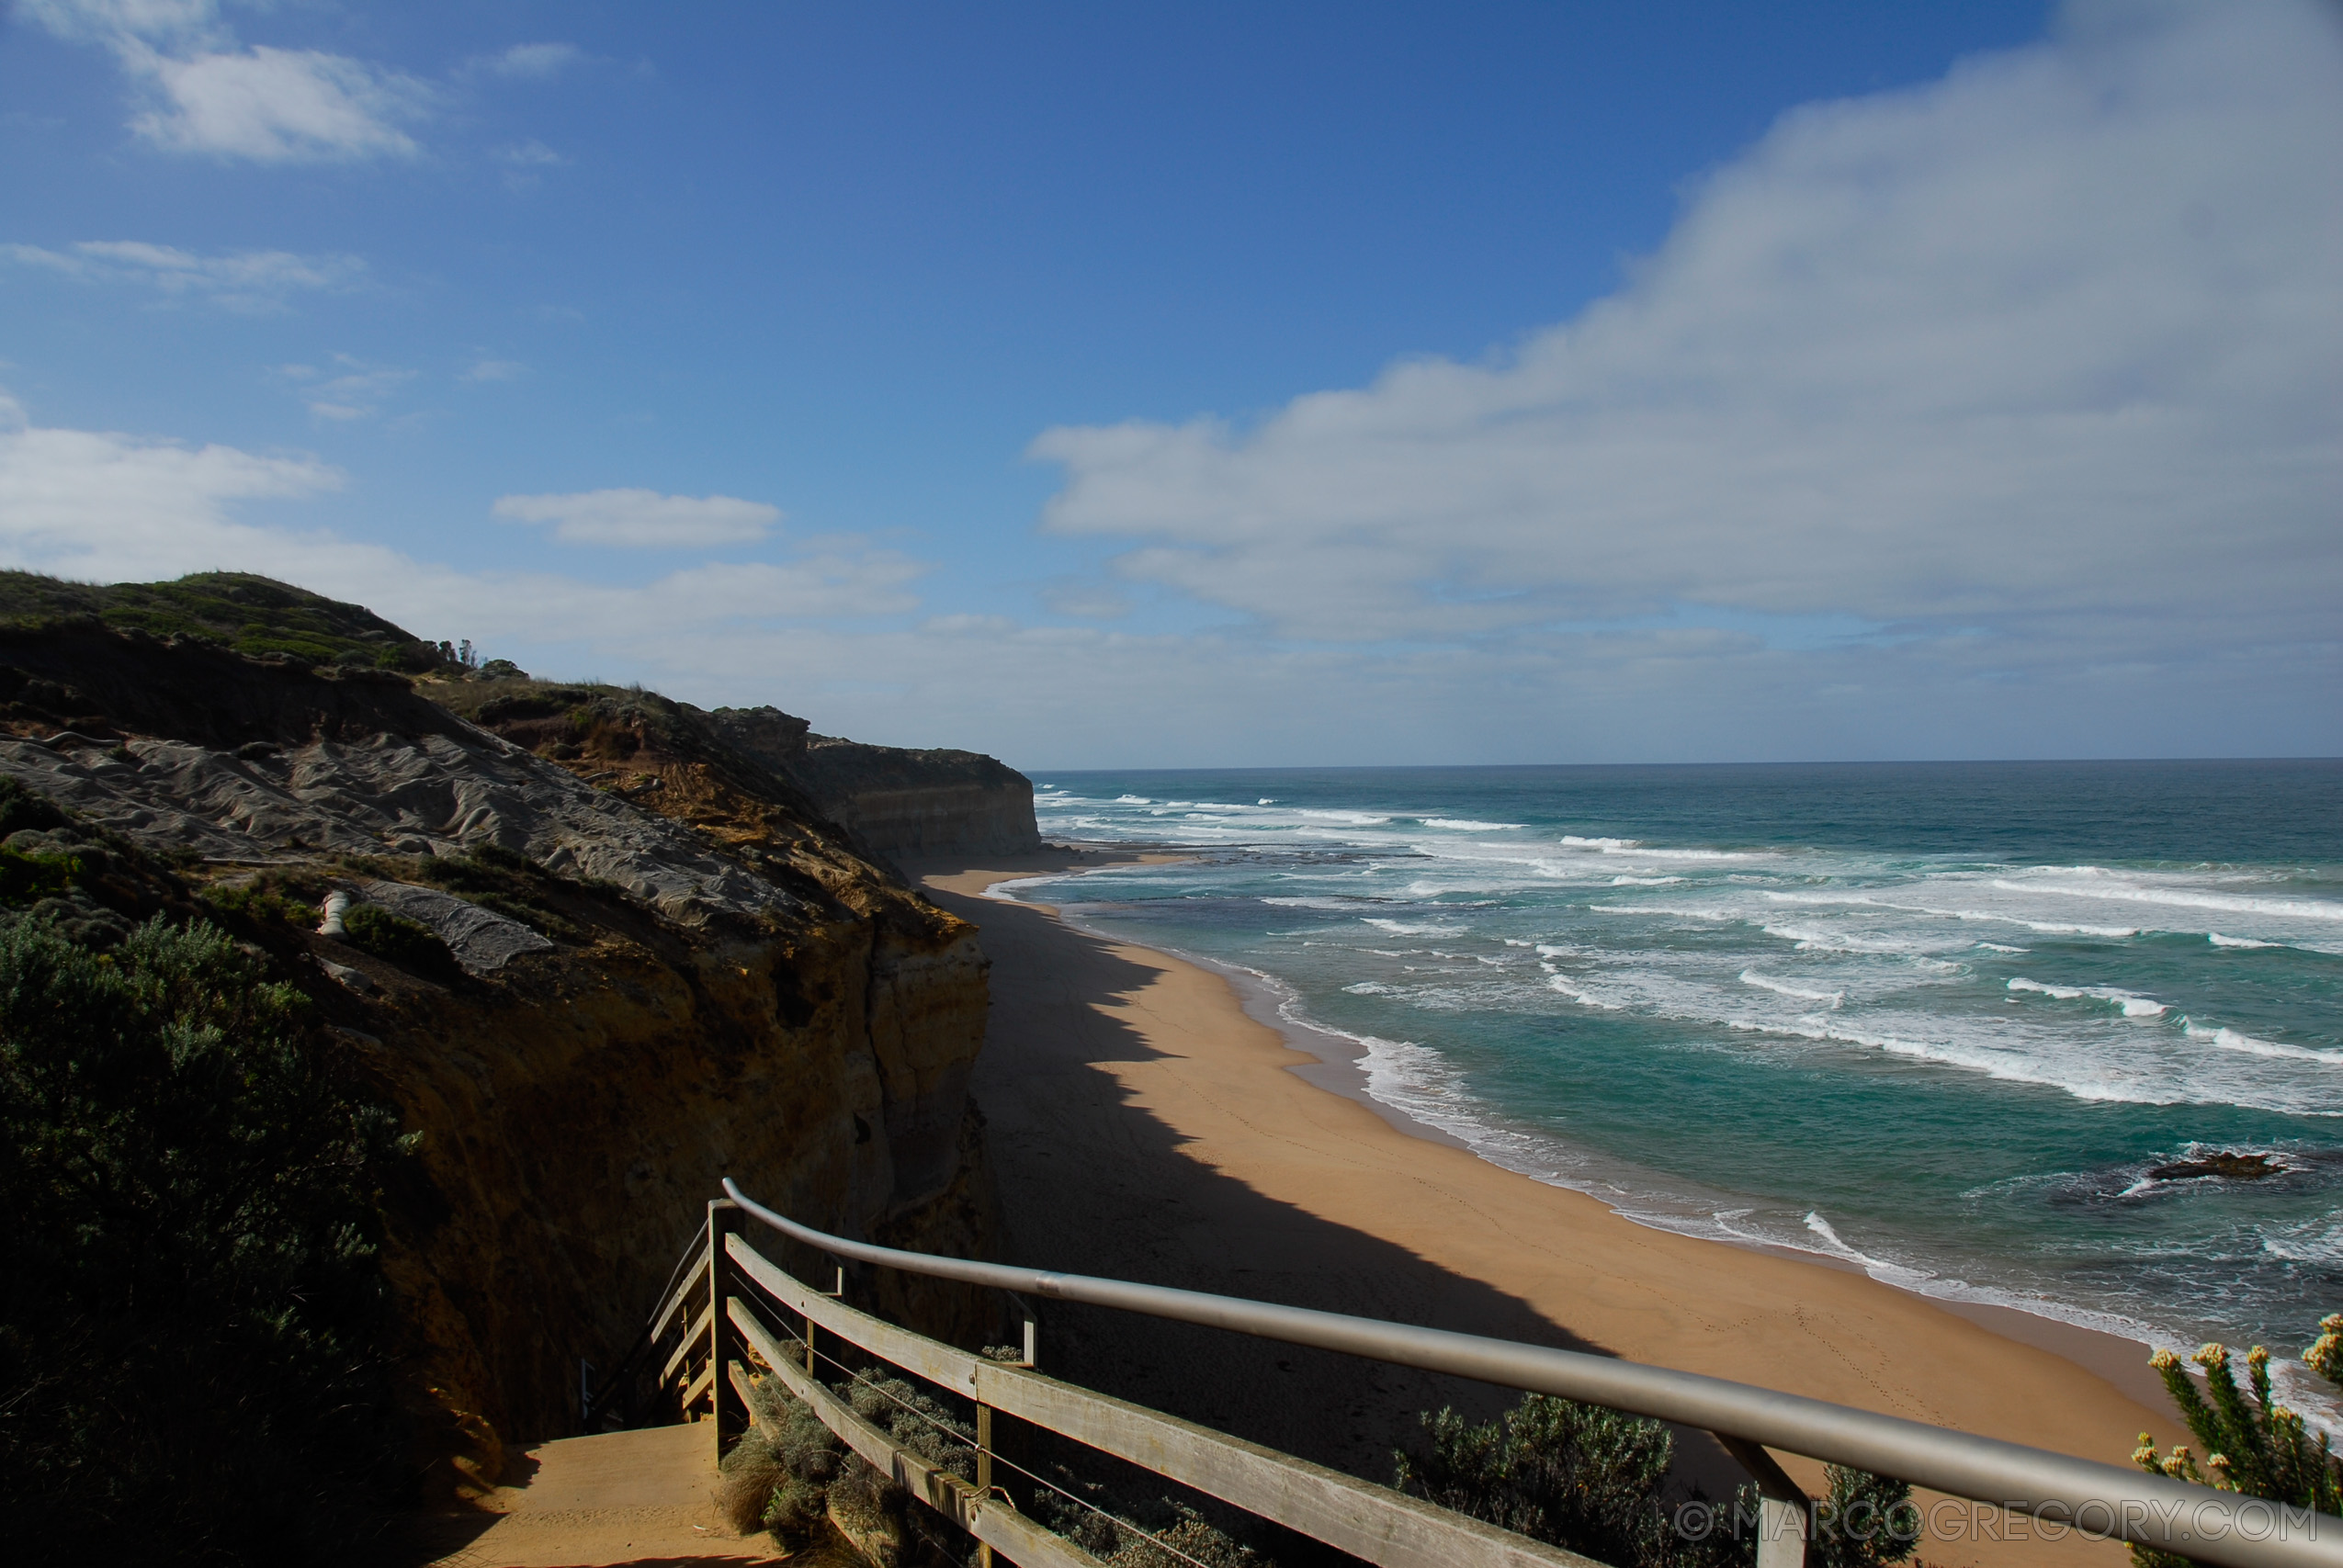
[916, 845, 2181, 1568]
[1001, 852, 2177, 1416]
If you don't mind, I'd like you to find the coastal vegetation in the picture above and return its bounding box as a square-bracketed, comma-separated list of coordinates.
[1398, 1393, 1919, 1568]
[2131, 1321, 2343, 1567]
[722, 1359, 1274, 1567]
[0, 823, 413, 1560]
[0, 569, 458, 674]
[720, 1367, 981, 1566]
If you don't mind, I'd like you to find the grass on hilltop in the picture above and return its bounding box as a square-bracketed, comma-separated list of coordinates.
[0, 570, 453, 672]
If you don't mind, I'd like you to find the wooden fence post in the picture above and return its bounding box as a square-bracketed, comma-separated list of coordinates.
[976, 1402, 996, 1568]
[1717, 1435, 1808, 1568]
[710, 1199, 745, 1463]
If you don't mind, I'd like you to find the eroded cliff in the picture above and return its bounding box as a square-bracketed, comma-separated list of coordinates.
[707, 704, 1041, 862]
[0, 601, 1002, 1498]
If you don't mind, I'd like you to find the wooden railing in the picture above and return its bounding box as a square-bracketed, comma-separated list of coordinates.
[588, 1193, 2340, 1568]
[610, 1200, 1599, 1567]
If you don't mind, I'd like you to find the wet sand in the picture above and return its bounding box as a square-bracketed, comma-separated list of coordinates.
[915, 850, 2183, 1568]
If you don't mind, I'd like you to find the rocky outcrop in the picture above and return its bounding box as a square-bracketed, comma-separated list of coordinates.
[708, 705, 1039, 862]
[0, 616, 1002, 1499]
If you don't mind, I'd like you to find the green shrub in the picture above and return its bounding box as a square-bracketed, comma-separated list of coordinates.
[1399, 1393, 1747, 1568]
[2131, 1324, 2343, 1568]
[341, 903, 462, 982]
[1034, 1473, 1273, 1568]
[0, 775, 67, 838]
[0, 912, 412, 1562]
[198, 874, 323, 929]
[0, 845, 74, 906]
[846, 1363, 977, 1482]
[333, 850, 586, 945]
[1812, 1464, 1921, 1568]
[721, 1375, 844, 1545]
[1396, 1392, 1923, 1568]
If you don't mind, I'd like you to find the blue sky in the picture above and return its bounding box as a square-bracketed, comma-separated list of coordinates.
[1, 1, 2336, 767]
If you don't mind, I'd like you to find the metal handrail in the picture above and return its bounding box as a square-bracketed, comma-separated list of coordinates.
[723, 1179, 2339, 1568]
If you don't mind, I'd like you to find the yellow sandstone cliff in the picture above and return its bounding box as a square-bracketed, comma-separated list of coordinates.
[0, 606, 1014, 1498]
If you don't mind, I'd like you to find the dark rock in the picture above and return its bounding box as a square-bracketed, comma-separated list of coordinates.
[2150, 1151, 2281, 1181]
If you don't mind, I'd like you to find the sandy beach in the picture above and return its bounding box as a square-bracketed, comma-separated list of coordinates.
[916, 849, 2186, 1568]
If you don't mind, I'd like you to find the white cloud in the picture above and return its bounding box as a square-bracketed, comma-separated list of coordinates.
[3, 239, 364, 310]
[279, 355, 413, 422]
[2, 2, 2335, 767]
[1039, 582, 1132, 620]
[17, 1, 213, 48]
[129, 44, 428, 161]
[0, 396, 345, 579]
[461, 356, 526, 384]
[493, 489, 785, 548]
[26, 0, 431, 162]
[1031, 0, 2343, 677]
[481, 42, 585, 80]
[0, 391, 2327, 767]
[492, 138, 566, 189]
[494, 139, 564, 168]
[0, 399, 923, 652]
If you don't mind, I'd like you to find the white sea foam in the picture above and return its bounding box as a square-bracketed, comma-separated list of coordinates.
[1758, 921, 1910, 955]
[1993, 874, 2343, 923]
[2008, 977, 2168, 1017]
[2182, 1020, 2343, 1065]
[2263, 1218, 2343, 1265]
[1362, 918, 1469, 936]
[1739, 970, 1845, 1008]
[979, 873, 1077, 903]
[1259, 896, 1364, 910]
[1547, 975, 1626, 1010]
[1765, 887, 2142, 938]
[1588, 903, 1739, 920]
[1032, 772, 2343, 1392]
[1797, 1213, 1924, 1280]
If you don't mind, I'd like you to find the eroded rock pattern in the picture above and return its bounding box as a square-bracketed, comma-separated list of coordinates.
[0, 623, 1001, 1497]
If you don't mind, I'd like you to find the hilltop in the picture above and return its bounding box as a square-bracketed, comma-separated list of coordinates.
[0, 569, 452, 671]
[0, 571, 1036, 863]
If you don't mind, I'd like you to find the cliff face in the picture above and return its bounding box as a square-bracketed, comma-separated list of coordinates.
[0, 618, 1001, 1496]
[707, 705, 1040, 862]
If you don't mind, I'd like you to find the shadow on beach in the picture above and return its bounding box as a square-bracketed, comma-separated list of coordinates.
[922, 864, 1626, 1487]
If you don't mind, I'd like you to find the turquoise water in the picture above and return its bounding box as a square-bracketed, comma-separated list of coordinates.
[1003, 761, 2343, 1407]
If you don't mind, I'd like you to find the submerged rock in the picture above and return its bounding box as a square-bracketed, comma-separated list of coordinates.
[2150, 1151, 2281, 1181]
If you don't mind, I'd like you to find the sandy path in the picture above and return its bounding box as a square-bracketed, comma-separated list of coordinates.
[410, 1423, 775, 1566]
[920, 852, 2182, 1568]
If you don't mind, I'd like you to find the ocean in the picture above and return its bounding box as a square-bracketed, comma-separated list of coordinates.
[1000, 761, 2343, 1412]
